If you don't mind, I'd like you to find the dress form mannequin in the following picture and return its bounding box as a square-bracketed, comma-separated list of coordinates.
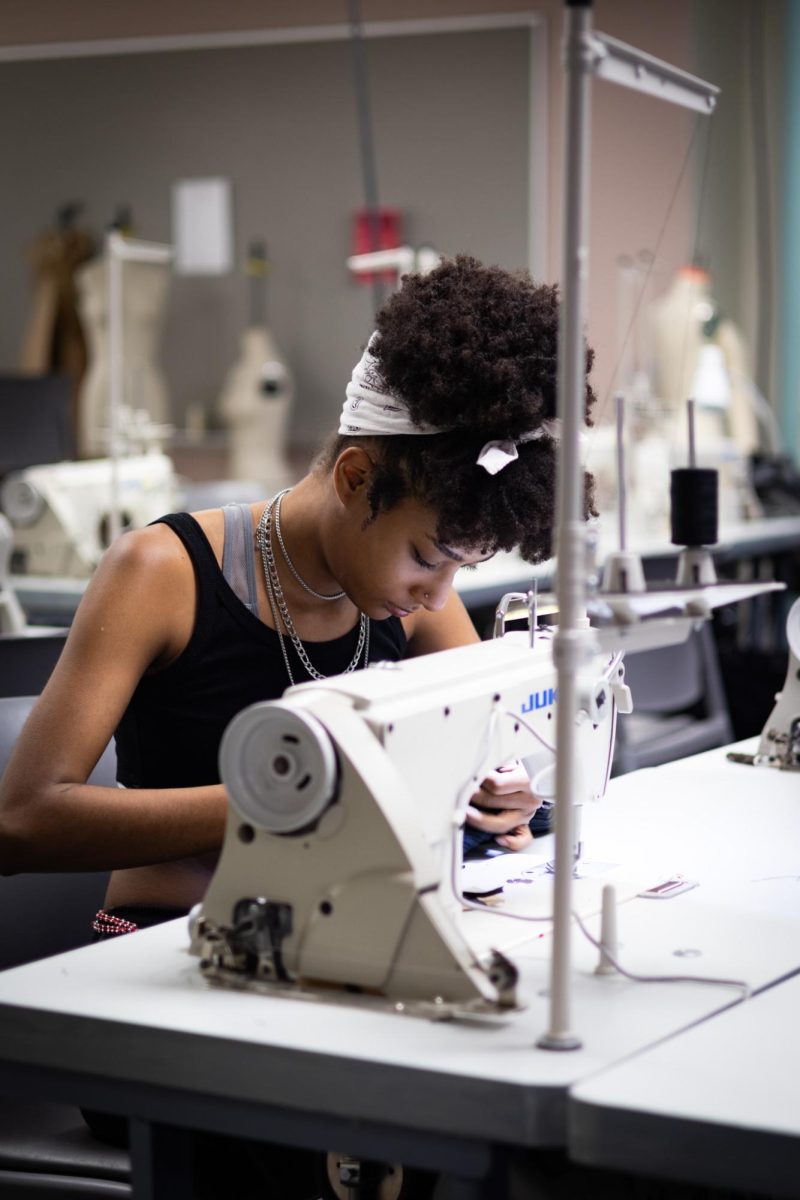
[18, 206, 94, 448]
[217, 243, 293, 490]
[75, 254, 171, 459]
[650, 265, 760, 455]
[650, 266, 761, 521]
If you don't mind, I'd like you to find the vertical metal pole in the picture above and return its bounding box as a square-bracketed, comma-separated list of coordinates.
[615, 394, 626, 552]
[347, 0, 385, 314]
[107, 230, 123, 546]
[537, 0, 593, 1052]
[527, 19, 549, 281]
[779, 0, 800, 465]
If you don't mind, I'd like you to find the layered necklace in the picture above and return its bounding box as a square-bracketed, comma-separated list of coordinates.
[256, 489, 369, 686]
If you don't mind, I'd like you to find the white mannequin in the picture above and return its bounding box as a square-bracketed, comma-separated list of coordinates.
[649, 266, 762, 522]
[76, 255, 171, 459]
[217, 245, 293, 490]
[218, 326, 293, 489]
[650, 266, 760, 457]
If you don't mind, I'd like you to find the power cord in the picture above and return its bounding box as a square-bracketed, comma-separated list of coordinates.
[572, 907, 751, 997]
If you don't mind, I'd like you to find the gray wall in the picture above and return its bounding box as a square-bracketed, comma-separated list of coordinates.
[693, 0, 785, 406]
[0, 28, 532, 448]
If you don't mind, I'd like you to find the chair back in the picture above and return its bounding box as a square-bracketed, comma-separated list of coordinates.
[0, 695, 114, 969]
[614, 624, 733, 775]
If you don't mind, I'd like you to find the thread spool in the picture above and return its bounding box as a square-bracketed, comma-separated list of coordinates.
[670, 467, 718, 547]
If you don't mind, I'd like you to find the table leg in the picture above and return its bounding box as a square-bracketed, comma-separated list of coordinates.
[129, 1118, 193, 1200]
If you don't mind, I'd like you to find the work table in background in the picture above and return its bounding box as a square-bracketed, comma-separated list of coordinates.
[10, 511, 800, 626]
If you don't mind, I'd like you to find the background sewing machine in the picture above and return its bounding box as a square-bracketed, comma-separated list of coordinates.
[724, 595, 800, 771]
[0, 369, 178, 580]
[0, 450, 177, 578]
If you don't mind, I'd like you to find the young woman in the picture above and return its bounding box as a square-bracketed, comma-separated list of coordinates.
[0, 254, 597, 1196]
[0, 255, 596, 936]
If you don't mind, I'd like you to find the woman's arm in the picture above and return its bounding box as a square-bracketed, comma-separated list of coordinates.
[0, 525, 227, 874]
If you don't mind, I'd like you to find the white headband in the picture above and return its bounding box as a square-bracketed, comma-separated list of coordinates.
[339, 335, 560, 475]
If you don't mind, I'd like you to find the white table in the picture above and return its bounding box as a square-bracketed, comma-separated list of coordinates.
[570, 972, 800, 1197]
[0, 743, 796, 1197]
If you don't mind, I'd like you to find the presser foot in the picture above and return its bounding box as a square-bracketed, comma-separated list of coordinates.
[193, 897, 295, 985]
[545, 841, 584, 877]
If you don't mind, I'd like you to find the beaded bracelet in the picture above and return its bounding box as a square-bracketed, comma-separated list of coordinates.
[92, 909, 139, 937]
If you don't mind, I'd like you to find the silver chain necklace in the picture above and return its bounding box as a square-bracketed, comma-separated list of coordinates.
[256, 494, 369, 686]
[273, 488, 345, 602]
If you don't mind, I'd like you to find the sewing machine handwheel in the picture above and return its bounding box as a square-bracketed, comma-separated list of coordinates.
[219, 701, 338, 834]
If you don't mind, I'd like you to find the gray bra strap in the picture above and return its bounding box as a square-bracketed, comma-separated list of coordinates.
[221, 504, 260, 615]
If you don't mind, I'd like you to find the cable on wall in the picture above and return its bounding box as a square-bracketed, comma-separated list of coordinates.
[347, 0, 386, 314]
[748, 1, 775, 399]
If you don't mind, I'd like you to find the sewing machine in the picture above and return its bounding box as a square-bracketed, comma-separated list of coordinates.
[190, 618, 626, 1013]
[729, 596, 800, 771]
[190, 560, 787, 1018]
[0, 453, 177, 578]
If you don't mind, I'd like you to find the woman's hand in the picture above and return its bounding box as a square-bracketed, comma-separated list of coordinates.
[494, 823, 534, 852]
[465, 761, 541, 849]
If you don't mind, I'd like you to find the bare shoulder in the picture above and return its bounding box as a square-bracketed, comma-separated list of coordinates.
[6, 523, 202, 789]
[90, 521, 193, 598]
[67, 522, 200, 671]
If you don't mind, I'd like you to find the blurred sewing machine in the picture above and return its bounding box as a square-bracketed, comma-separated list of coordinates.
[725, 596, 800, 772]
[0, 449, 177, 578]
[0, 370, 178, 580]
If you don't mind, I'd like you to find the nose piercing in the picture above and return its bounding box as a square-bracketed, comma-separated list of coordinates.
[424, 591, 431, 600]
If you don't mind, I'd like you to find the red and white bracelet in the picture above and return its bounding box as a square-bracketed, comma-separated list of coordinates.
[92, 909, 139, 937]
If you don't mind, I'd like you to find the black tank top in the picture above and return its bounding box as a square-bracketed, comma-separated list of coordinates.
[114, 512, 407, 788]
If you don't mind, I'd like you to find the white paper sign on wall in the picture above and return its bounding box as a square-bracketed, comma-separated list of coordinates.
[172, 178, 233, 276]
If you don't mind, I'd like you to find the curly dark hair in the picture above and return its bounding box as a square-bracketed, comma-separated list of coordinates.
[320, 255, 596, 563]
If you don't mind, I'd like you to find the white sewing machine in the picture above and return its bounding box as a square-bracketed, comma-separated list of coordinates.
[731, 596, 800, 771]
[190, 564, 787, 1016]
[191, 616, 626, 1012]
[0, 453, 178, 578]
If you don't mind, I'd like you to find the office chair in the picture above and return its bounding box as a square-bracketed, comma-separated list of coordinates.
[0, 695, 131, 1198]
[0, 635, 68, 702]
[613, 623, 733, 776]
